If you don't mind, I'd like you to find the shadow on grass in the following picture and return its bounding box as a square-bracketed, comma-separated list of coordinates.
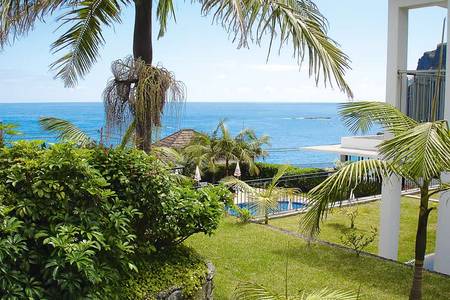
[326, 222, 349, 233]
[268, 241, 412, 299]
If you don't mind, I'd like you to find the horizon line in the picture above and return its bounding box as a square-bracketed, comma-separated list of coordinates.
[0, 100, 354, 104]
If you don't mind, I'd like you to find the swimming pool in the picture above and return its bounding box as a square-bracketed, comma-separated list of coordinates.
[228, 200, 307, 217]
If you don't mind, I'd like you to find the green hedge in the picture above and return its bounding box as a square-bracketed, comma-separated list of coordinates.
[0, 142, 229, 299]
[202, 162, 324, 182]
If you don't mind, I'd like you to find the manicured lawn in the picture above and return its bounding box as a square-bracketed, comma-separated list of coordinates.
[271, 197, 439, 262]
[186, 217, 450, 300]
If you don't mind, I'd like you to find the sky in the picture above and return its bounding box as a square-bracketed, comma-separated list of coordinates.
[0, 1, 448, 103]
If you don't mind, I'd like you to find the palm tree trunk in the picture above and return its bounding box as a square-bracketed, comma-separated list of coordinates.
[133, 0, 153, 152]
[409, 185, 432, 300]
[225, 158, 229, 177]
[133, 0, 153, 64]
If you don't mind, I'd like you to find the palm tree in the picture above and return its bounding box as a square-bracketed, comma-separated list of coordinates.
[223, 165, 297, 224]
[234, 281, 357, 300]
[1, 0, 353, 151]
[185, 120, 270, 178]
[235, 127, 271, 174]
[300, 101, 450, 300]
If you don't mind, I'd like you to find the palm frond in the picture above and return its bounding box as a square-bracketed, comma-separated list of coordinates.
[156, 0, 176, 38]
[0, 0, 68, 47]
[221, 176, 255, 193]
[200, 0, 352, 97]
[301, 159, 393, 237]
[50, 0, 126, 87]
[39, 116, 93, 146]
[340, 101, 418, 135]
[300, 288, 357, 300]
[233, 281, 280, 300]
[380, 121, 450, 180]
[152, 146, 184, 165]
[271, 164, 289, 187]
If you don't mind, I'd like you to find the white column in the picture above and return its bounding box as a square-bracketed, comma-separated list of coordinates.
[378, 1, 409, 261]
[434, 2, 450, 275]
[379, 174, 402, 260]
[385, 1, 409, 110]
[435, 174, 450, 274]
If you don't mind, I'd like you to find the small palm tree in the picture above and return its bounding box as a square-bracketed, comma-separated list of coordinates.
[1, 0, 353, 151]
[300, 101, 450, 300]
[234, 281, 357, 300]
[224, 165, 297, 224]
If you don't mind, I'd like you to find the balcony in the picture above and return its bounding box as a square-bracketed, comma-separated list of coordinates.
[399, 69, 445, 121]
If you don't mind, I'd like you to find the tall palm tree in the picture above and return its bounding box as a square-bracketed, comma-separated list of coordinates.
[1, 0, 353, 151]
[300, 101, 450, 300]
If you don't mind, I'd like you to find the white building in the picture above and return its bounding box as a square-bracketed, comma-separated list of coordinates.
[305, 0, 450, 275]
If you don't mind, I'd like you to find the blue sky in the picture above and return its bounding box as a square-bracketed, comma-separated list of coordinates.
[0, 1, 447, 103]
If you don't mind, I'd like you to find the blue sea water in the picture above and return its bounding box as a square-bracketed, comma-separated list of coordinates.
[0, 102, 367, 167]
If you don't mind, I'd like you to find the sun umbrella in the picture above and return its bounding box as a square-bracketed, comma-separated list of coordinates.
[194, 165, 202, 182]
[234, 161, 241, 178]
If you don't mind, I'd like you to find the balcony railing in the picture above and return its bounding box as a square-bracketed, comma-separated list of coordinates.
[399, 70, 445, 121]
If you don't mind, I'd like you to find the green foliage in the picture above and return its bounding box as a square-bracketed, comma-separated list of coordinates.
[238, 208, 252, 224]
[202, 162, 323, 183]
[0, 142, 227, 298]
[89, 148, 227, 248]
[340, 206, 359, 229]
[184, 120, 270, 179]
[0, 123, 21, 147]
[340, 227, 378, 257]
[122, 246, 207, 300]
[0, 142, 138, 298]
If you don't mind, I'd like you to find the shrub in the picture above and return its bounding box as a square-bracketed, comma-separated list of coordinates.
[238, 208, 252, 223]
[340, 227, 378, 257]
[341, 205, 359, 229]
[353, 180, 382, 198]
[0, 142, 137, 298]
[0, 142, 228, 298]
[89, 148, 227, 248]
[122, 246, 208, 300]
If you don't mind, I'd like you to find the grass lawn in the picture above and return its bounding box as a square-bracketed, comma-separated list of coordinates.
[186, 217, 450, 300]
[270, 196, 439, 262]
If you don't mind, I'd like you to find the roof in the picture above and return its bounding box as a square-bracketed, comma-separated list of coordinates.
[153, 129, 199, 149]
[303, 144, 379, 158]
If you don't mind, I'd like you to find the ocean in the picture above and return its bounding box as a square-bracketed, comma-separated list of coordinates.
[0, 102, 370, 168]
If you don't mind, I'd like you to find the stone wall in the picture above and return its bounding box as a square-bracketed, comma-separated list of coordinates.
[156, 262, 215, 300]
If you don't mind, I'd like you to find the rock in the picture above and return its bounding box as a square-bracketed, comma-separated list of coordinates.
[417, 43, 447, 70]
[156, 262, 215, 300]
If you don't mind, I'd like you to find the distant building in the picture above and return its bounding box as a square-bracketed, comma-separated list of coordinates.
[153, 129, 199, 149]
